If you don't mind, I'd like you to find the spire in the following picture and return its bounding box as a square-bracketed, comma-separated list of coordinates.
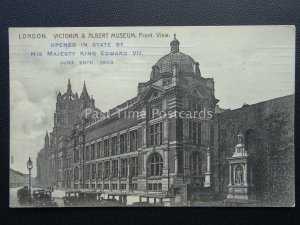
[67, 78, 72, 91]
[44, 131, 49, 146]
[80, 80, 89, 99]
[170, 34, 180, 53]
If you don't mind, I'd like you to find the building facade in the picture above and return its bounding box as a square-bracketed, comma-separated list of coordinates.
[36, 36, 294, 206]
[10, 169, 30, 188]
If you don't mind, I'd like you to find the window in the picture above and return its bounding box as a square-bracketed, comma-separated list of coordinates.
[85, 146, 90, 161]
[104, 161, 110, 179]
[74, 167, 79, 180]
[74, 149, 79, 163]
[112, 184, 118, 190]
[189, 121, 202, 144]
[147, 183, 162, 191]
[97, 142, 101, 158]
[120, 184, 126, 190]
[111, 136, 118, 155]
[104, 184, 109, 189]
[121, 159, 128, 178]
[129, 130, 138, 151]
[91, 144, 95, 160]
[130, 183, 138, 190]
[97, 162, 103, 179]
[120, 133, 127, 153]
[190, 152, 202, 176]
[148, 153, 163, 177]
[150, 122, 163, 146]
[131, 157, 138, 177]
[91, 164, 96, 179]
[85, 164, 90, 180]
[104, 139, 110, 157]
[198, 123, 202, 145]
[112, 160, 119, 178]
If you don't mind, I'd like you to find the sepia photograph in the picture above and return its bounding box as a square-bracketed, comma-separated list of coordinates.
[9, 26, 295, 207]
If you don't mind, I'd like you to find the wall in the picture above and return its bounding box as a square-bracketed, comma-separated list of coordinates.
[214, 95, 294, 206]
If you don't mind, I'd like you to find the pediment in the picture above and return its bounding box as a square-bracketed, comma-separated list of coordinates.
[139, 85, 165, 102]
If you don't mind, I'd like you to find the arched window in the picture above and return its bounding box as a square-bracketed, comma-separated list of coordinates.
[74, 167, 79, 181]
[190, 152, 203, 176]
[148, 153, 163, 177]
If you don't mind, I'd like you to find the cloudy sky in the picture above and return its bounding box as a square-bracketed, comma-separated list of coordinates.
[9, 26, 295, 175]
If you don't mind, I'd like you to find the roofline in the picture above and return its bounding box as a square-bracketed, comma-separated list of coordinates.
[217, 94, 294, 115]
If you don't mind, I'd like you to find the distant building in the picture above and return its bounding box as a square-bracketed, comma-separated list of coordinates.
[36, 36, 294, 206]
[10, 169, 28, 188]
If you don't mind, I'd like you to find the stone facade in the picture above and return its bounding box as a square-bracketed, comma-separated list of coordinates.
[36, 36, 294, 206]
[214, 95, 294, 206]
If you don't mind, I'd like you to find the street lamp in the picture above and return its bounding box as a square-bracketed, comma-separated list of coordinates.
[27, 157, 33, 195]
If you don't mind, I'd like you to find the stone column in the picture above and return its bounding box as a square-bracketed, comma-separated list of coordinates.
[244, 164, 248, 185]
[229, 164, 232, 185]
[204, 146, 212, 187]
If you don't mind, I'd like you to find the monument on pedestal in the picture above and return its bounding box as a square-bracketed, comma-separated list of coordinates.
[227, 132, 256, 202]
[204, 146, 212, 187]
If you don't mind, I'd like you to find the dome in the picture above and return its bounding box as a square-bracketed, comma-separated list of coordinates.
[154, 35, 196, 75]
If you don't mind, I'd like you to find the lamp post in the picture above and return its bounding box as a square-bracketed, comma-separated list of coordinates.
[27, 157, 33, 195]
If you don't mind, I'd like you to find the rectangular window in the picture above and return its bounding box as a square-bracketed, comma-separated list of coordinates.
[85, 164, 90, 180]
[150, 122, 163, 146]
[91, 164, 96, 179]
[97, 141, 101, 158]
[74, 149, 79, 163]
[111, 136, 118, 155]
[85, 146, 90, 161]
[120, 133, 127, 153]
[104, 184, 109, 190]
[91, 144, 95, 160]
[129, 130, 138, 151]
[120, 184, 126, 190]
[121, 159, 128, 178]
[198, 123, 202, 145]
[97, 162, 103, 179]
[193, 122, 197, 144]
[104, 139, 110, 157]
[131, 157, 138, 177]
[104, 161, 110, 179]
[189, 121, 200, 144]
[112, 184, 118, 190]
[112, 160, 118, 178]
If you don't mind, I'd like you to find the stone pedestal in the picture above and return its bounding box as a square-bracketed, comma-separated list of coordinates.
[204, 172, 212, 187]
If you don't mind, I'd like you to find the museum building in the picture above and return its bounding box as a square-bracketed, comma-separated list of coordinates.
[36, 36, 294, 206]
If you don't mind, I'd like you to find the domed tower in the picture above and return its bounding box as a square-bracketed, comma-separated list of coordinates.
[149, 34, 201, 82]
[137, 36, 218, 191]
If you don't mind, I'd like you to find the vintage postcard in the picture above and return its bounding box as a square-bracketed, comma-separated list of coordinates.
[9, 26, 295, 207]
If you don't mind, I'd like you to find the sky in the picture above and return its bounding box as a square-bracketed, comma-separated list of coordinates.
[9, 26, 295, 175]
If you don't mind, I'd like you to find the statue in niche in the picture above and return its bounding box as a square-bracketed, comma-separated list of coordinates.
[235, 165, 244, 185]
